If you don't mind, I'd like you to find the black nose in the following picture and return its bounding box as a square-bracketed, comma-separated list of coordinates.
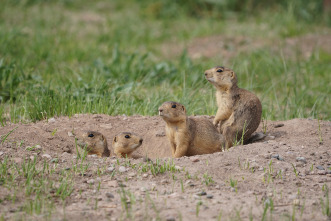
[204, 72, 207, 76]
[139, 139, 143, 144]
[159, 109, 163, 112]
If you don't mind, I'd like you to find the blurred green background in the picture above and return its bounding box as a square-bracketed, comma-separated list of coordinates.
[0, 0, 330, 124]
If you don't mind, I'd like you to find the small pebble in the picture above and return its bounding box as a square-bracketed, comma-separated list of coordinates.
[316, 166, 325, 170]
[206, 195, 213, 199]
[274, 123, 284, 128]
[278, 156, 284, 161]
[68, 131, 74, 137]
[107, 166, 115, 172]
[270, 154, 284, 161]
[197, 191, 207, 196]
[42, 154, 52, 159]
[106, 193, 114, 198]
[166, 217, 176, 221]
[87, 179, 95, 184]
[48, 118, 56, 123]
[296, 157, 307, 164]
[118, 166, 126, 173]
[0, 151, 4, 156]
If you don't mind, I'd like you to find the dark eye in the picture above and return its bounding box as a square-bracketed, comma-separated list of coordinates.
[125, 135, 130, 139]
[171, 104, 176, 108]
[216, 69, 223, 72]
[88, 134, 94, 137]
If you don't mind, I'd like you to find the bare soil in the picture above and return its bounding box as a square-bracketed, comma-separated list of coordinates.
[162, 34, 331, 61]
[0, 115, 331, 220]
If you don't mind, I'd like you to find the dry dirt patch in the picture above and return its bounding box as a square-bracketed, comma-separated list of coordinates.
[162, 33, 331, 61]
[0, 115, 331, 220]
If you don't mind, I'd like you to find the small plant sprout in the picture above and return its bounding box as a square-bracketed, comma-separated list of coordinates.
[180, 179, 184, 193]
[291, 163, 298, 177]
[51, 128, 57, 136]
[1, 126, 18, 144]
[196, 201, 202, 217]
[229, 177, 238, 192]
[320, 184, 330, 218]
[262, 118, 268, 134]
[318, 118, 323, 144]
[202, 173, 214, 186]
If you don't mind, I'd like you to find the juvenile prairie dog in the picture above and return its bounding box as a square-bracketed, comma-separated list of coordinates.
[75, 131, 110, 157]
[113, 132, 143, 158]
[158, 101, 225, 158]
[204, 66, 262, 149]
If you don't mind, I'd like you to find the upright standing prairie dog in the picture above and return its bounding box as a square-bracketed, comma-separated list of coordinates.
[75, 131, 110, 157]
[204, 66, 262, 149]
[158, 101, 225, 158]
[113, 132, 143, 158]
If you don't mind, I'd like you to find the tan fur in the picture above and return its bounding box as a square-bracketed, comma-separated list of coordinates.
[204, 66, 262, 149]
[112, 132, 143, 158]
[158, 101, 225, 158]
[75, 131, 110, 157]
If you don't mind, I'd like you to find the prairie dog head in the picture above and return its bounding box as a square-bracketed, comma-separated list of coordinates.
[112, 132, 143, 157]
[75, 130, 109, 157]
[204, 66, 237, 89]
[158, 101, 187, 123]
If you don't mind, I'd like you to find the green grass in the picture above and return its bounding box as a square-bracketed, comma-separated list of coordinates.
[0, 0, 330, 124]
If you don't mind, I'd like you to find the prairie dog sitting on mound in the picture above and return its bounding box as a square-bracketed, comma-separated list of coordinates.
[113, 132, 143, 158]
[75, 131, 110, 157]
[158, 101, 225, 158]
[204, 66, 262, 149]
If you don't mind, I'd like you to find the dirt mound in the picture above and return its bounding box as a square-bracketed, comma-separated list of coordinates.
[0, 116, 330, 220]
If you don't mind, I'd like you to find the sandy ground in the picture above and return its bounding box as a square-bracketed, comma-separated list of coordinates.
[0, 115, 331, 220]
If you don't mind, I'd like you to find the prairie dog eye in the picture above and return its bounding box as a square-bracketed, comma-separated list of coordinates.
[216, 69, 223, 72]
[125, 135, 130, 139]
[88, 133, 94, 137]
[171, 104, 176, 108]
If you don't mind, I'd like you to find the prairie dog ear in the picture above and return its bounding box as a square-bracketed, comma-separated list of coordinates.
[182, 106, 186, 113]
[113, 136, 117, 142]
[230, 71, 235, 78]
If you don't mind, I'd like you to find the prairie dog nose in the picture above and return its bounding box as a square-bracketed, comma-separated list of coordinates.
[139, 139, 143, 144]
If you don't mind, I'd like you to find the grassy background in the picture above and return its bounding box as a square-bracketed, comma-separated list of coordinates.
[0, 0, 330, 124]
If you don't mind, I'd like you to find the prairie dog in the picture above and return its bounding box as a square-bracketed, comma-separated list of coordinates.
[113, 132, 143, 158]
[75, 130, 110, 157]
[204, 66, 262, 148]
[159, 101, 225, 158]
